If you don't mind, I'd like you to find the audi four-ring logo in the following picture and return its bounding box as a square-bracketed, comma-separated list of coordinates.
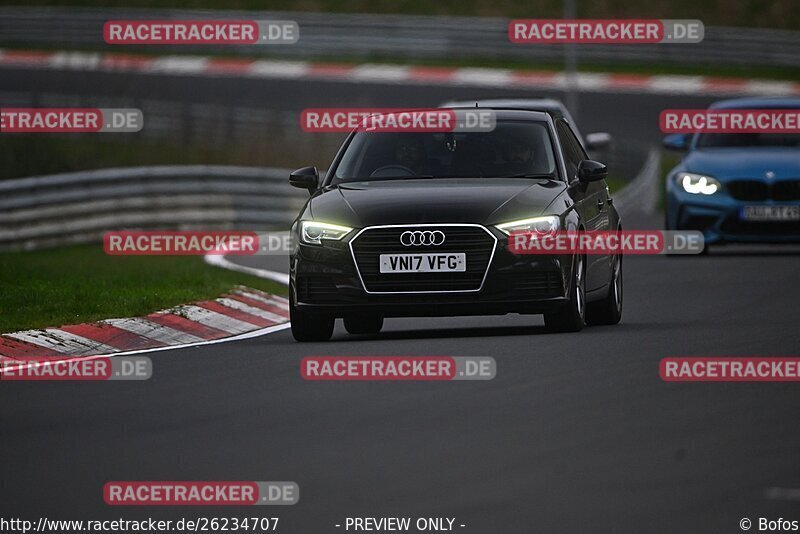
[400, 230, 446, 246]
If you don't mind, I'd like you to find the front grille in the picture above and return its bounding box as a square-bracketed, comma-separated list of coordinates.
[350, 225, 496, 293]
[727, 180, 800, 201]
[773, 181, 800, 201]
[727, 180, 769, 201]
[512, 271, 563, 298]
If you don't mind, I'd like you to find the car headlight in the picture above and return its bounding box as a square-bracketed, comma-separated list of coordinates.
[677, 172, 721, 195]
[299, 221, 353, 245]
[495, 215, 560, 237]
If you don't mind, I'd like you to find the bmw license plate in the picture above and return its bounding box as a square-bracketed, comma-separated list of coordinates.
[379, 253, 466, 273]
[740, 205, 800, 221]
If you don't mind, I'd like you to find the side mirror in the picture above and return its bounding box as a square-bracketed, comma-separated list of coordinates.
[585, 132, 612, 150]
[289, 166, 319, 192]
[577, 160, 608, 183]
[663, 133, 690, 151]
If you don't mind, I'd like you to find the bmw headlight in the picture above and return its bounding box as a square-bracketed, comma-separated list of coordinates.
[300, 221, 353, 245]
[495, 215, 560, 237]
[677, 172, 721, 195]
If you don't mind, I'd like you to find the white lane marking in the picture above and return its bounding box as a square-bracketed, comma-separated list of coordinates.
[149, 56, 208, 74]
[105, 317, 204, 344]
[351, 64, 411, 82]
[6, 329, 118, 355]
[176, 304, 260, 333]
[231, 289, 290, 312]
[764, 487, 800, 501]
[451, 68, 513, 86]
[50, 51, 102, 70]
[215, 297, 286, 323]
[574, 72, 610, 90]
[205, 253, 289, 285]
[648, 75, 705, 94]
[0, 49, 796, 97]
[248, 60, 309, 78]
[613, 147, 661, 217]
[745, 80, 797, 95]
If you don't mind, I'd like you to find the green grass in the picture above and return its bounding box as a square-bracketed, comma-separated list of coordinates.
[0, 245, 287, 333]
[605, 175, 627, 194]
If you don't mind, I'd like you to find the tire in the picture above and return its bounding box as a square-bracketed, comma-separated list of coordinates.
[344, 314, 384, 335]
[544, 254, 586, 333]
[586, 255, 623, 325]
[290, 291, 334, 342]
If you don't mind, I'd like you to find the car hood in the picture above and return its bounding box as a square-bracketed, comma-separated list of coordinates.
[308, 178, 566, 227]
[684, 148, 800, 180]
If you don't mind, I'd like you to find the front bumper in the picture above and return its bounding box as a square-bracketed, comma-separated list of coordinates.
[667, 187, 800, 244]
[290, 227, 572, 318]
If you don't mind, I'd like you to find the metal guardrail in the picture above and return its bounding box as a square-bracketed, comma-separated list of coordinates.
[0, 148, 653, 251]
[0, 6, 798, 67]
[0, 166, 306, 250]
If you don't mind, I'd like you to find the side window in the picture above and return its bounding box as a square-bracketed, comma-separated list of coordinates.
[556, 121, 582, 181]
[563, 121, 588, 161]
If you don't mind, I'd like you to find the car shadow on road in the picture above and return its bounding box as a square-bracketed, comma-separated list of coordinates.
[329, 319, 697, 342]
[333, 324, 556, 341]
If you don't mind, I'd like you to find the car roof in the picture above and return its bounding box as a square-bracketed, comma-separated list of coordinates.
[439, 107, 552, 121]
[441, 98, 587, 144]
[442, 98, 566, 118]
[710, 97, 800, 109]
[442, 97, 564, 110]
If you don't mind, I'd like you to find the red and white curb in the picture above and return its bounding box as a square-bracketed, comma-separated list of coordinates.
[0, 286, 289, 368]
[0, 48, 798, 97]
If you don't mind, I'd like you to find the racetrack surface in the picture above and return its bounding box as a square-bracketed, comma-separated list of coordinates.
[3, 70, 800, 533]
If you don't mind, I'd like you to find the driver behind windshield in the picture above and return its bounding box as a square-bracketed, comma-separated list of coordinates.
[394, 137, 428, 175]
[499, 137, 536, 176]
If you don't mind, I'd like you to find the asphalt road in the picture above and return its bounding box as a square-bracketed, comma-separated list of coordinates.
[0, 68, 719, 143]
[3, 70, 800, 533]
[0, 67, 716, 174]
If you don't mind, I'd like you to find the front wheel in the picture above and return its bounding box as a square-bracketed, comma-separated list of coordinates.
[290, 292, 334, 342]
[586, 255, 623, 325]
[544, 254, 586, 333]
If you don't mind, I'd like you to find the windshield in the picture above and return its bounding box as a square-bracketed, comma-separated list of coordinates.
[332, 121, 558, 183]
[696, 132, 800, 148]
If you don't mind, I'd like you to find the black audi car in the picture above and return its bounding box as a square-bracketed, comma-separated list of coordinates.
[288, 109, 622, 341]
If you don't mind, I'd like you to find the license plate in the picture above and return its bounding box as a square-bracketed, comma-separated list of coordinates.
[379, 253, 466, 273]
[740, 205, 800, 221]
